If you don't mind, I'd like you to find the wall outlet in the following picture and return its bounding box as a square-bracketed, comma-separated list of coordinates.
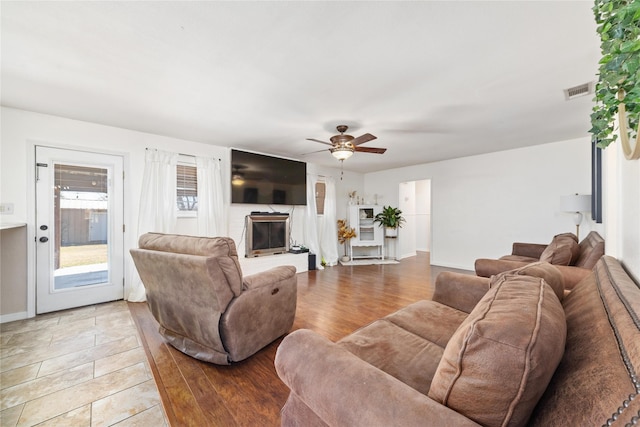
[0, 203, 15, 215]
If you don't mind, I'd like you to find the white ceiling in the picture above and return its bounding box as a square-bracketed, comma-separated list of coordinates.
[1, 1, 601, 173]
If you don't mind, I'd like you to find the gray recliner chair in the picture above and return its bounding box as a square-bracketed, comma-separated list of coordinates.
[130, 232, 297, 364]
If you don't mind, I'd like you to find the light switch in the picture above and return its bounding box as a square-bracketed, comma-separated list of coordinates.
[0, 203, 15, 214]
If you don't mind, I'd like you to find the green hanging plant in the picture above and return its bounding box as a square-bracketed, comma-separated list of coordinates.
[590, 0, 640, 150]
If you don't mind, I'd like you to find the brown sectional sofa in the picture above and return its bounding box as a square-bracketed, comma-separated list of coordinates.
[275, 256, 640, 426]
[475, 231, 605, 290]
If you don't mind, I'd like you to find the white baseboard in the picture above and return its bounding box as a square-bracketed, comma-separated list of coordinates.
[398, 251, 417, 260]
[0, 311, 29, 324]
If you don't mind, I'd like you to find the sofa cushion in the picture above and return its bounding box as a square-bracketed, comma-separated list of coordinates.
[539, 236, 578, 266]
[490, 261, 565, 301]
[384, 300, 469, 347]
[337, 319, 444, 395]
[428, 275, 566, 427]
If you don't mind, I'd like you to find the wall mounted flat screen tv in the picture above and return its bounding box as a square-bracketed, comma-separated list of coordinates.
[231, 149, 307, 205]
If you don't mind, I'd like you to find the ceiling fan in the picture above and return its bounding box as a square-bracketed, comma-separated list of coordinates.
[307, 125, 387, 161]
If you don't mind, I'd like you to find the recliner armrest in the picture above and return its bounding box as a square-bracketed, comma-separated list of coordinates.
[222, 265, 297, 362]
[475, 258, 529, 278]
[242, 265, 296, 290]
[275, 329, 482, 427]
[511, 242, 547, 258]
[433, 272, 490, 313]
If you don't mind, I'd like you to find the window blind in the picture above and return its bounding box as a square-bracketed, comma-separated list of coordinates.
[177, 164, 198, 211]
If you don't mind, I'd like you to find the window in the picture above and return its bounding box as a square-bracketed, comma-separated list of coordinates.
[315, 182, 325, 215]
[177, 162, 197, 213]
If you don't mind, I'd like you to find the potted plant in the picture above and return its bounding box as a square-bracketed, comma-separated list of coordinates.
[374, 205, 406, 237]
[337, 219, 356, 262]
[591, 0, 640, 159]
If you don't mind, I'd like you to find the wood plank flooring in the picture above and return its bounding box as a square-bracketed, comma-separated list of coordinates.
[128, 252, 471, 426]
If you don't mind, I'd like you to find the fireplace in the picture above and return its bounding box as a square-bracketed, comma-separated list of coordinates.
[245, 214, 290, 257]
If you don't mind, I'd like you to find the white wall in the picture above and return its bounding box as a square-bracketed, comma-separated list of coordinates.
[0, 107, 364, 319]
[364, 138, 602, 270]
[398, 181, 417, 259]
[396, 179, 431, 258]
[415, 179, 431, 252]
[603, 138, 640, 281]
[619, 154, 640, 280]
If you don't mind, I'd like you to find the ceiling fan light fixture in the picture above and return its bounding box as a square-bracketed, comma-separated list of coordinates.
[231, 173, 245, 186]
[331, 146, 354, 161]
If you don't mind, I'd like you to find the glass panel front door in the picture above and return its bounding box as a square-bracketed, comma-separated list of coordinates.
[36, 146, 124, 314]
[54, 164, 110, 290]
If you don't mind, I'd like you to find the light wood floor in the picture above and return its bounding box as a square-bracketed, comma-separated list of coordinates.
[128, 252, 471, 426]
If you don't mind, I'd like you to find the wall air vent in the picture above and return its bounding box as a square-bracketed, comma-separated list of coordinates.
[564, 81, 595, 100]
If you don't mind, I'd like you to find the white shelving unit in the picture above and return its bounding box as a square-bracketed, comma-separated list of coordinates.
[349, 205, 384, 260]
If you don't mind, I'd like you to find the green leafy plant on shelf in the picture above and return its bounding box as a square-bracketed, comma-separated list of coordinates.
[590, 0, 640, 152]
[374, 206, 406, 229]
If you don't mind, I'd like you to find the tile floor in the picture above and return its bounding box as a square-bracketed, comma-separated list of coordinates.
[0, 301, 168, 426]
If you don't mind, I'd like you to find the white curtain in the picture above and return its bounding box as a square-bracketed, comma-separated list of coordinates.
[319, 177, 339, 265]
[304, 174, 322, 269]
[127, 149, 177, 302]
[196, 156, 225, 237]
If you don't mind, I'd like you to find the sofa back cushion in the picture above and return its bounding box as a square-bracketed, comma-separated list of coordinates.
[574, 231, 605, 269]
[490, 261, 565, 301]
[539, 235, 579, 266]
[428, 275, 566, 427]
[528, 256, 640, 426]
[138, 233, 243, 296]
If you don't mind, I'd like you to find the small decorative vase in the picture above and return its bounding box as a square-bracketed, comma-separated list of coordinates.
[341, 255, 350, 263]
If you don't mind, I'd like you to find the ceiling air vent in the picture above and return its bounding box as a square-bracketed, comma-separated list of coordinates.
[564, 81, 595, 100]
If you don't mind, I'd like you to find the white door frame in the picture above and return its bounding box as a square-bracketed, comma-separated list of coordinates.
[398, 179, 432, 260]
[26, 141, 129, 318]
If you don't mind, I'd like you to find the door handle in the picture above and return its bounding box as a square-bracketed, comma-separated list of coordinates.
[39, 236, 49, 243]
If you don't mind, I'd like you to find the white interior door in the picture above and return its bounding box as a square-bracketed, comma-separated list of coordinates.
[35, 146, 124, 314]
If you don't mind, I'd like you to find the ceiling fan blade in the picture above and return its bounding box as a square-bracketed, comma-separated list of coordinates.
[354, 146, 386, 154]
[306, 138, 333, 146]
[350, 133, 377, 146]
[301, 148, 331, 156]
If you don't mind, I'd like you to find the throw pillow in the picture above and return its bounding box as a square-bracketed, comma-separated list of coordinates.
[539, 236, 578, 266]
[553, 232, 578, 242]
[489, 261, 565, 301]
[428, 275, 566, 427]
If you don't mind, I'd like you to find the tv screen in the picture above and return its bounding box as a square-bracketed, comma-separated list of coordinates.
[231, 149, 307, 205]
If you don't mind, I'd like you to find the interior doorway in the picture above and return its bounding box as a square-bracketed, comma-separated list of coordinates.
[398, 179, 431, 259]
